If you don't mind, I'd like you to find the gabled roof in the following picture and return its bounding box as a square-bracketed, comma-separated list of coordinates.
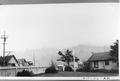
[17, 58, 27, 63]
[0, 55, 18, 65]
[88, 52, 116, 61]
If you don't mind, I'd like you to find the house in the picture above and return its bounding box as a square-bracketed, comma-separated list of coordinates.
[56, 61, 65, 71]
[17, 58, 33, 66]
[57, 57, 82, 71]
[70, 60, 83, 70]
[70, 61, 79, 71]
[0, 55, 19, 67]
[17, 59, 28, 66]
[88, 52, 118, 71]
[27, 61, 33, 66]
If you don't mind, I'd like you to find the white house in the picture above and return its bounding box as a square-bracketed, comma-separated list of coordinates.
[88, 52, 118, 70]
[0, 55, 19, 67]
[56, 61, 66, 71]
[17, 58, 31, 66]
[57, 60, 82, 71]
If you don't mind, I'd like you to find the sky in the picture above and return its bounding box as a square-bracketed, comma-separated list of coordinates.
[0, 3, 119, 56]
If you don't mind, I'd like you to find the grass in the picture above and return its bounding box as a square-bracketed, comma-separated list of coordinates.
[35, 71, 119, 77]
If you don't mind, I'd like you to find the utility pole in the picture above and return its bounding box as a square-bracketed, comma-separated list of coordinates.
[6, 51, 13, 56]
[1, 32, 8, 66]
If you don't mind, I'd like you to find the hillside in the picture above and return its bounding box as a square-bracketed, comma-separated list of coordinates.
[16, 45, 110, 66]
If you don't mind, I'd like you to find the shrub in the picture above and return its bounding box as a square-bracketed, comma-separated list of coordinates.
[64, 66, 73, 71]
[76, 68, 84, 72]
[76, 67, 90, 72]
[45, 61, 57, 73]
[76, 61, 91, 72]
[91, 69, 108, 73]
[109, 69, 119, 73]
[76, 62, 90, 72]
[45, 66, 57, 73]
[16, 70, 33, 76]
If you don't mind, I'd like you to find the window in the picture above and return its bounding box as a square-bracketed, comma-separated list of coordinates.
[105, 60, 109, 65]
[94, 61, 98, 68]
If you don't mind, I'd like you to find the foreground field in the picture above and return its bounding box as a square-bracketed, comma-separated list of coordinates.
[36, 72, 119, 77]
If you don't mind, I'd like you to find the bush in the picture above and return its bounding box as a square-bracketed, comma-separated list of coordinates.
[64, 66, 73, 71]
[76, 62, 90, 72]
[109, 69, 119, 73]
[91, 69, 108, 73]
[76, 68, 84, 72]
[76, 68, 90, 72]
[16, 70, 33, 76]
[45, 66, 57, 73]
[45, 61, 58, 73]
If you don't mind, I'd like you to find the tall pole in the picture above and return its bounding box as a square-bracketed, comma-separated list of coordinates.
[1, 32, 8, 66]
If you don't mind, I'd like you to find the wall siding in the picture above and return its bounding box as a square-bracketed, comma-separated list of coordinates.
[90, 60, 117, 70]
[8, 57, 19, 66]
[104, 61, 117, 70]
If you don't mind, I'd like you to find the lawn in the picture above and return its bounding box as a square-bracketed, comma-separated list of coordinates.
[35, 72, 119, 77]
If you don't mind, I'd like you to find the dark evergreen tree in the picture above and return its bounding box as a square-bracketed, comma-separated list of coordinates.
[58, 49, 79, 67]
[110, 40, 119, 63]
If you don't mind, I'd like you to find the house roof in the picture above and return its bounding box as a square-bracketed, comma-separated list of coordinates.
[17, 58, 27, 63]
[0, 55, 18, 65]
[88, 52, 116, 61]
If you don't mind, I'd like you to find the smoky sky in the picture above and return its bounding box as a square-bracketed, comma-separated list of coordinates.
[0, 3, 119, 52]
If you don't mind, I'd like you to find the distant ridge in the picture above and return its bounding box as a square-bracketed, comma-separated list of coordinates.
[16, 44, 110, 66]
[70, 44, 110, 62]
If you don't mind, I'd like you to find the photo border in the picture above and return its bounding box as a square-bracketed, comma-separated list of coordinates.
[0, 0, 119, 80]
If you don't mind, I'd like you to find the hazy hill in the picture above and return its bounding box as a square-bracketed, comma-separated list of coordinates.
[70, 45, 110, 62]
[16, 44, 110, 66]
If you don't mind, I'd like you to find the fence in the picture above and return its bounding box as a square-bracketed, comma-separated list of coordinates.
[0, 66, 47, 76]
